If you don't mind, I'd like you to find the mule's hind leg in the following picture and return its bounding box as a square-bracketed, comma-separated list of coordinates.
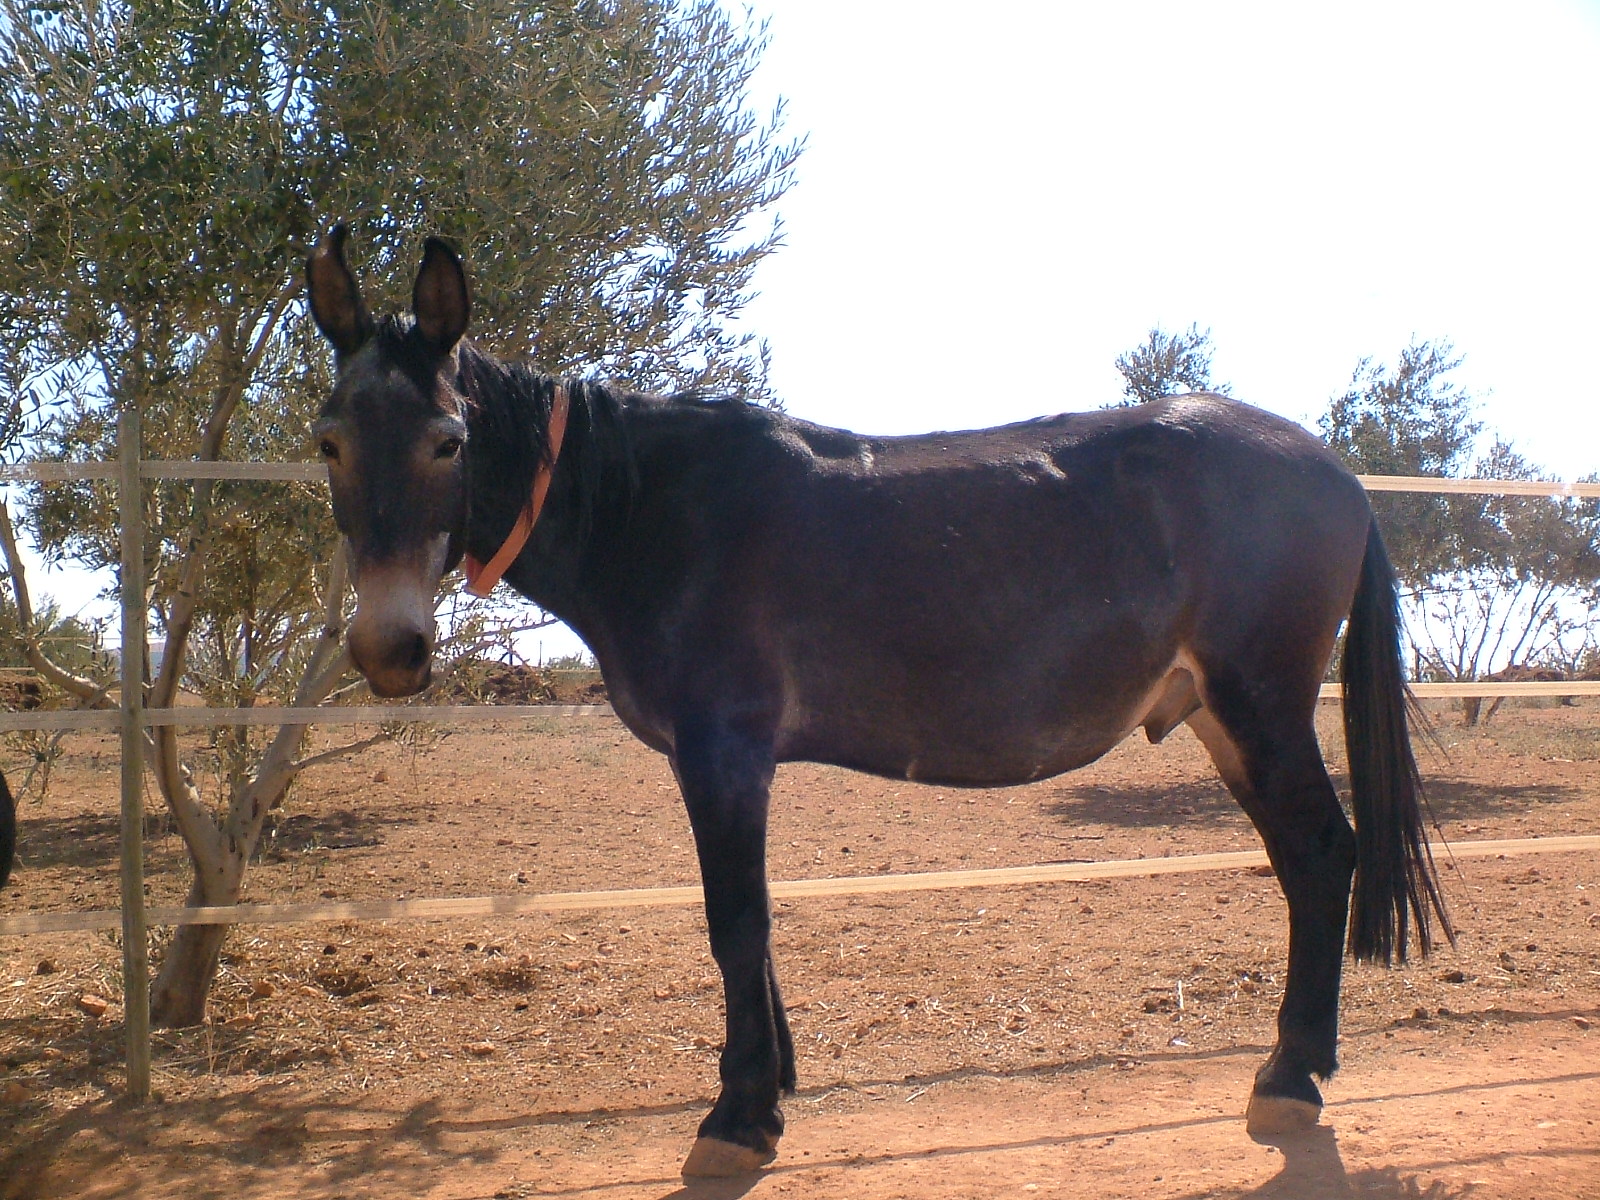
[1187, 704, 1356, 1135]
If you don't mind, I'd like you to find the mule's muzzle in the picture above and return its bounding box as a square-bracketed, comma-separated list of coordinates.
[346, 559, 443, 698]
[350, 623, 434, 697]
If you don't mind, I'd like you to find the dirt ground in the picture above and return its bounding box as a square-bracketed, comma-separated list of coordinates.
[2, 699, 1598, 1198]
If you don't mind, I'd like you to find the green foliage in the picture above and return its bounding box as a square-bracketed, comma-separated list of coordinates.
[0, 0, 798, 1016]
[1320, 339, 1600, 701]
[0, 0, 798, 718]
[0, 591, 107, 676]
[1319, 340, 1487, 589]
[1112, 323, 1224, 406]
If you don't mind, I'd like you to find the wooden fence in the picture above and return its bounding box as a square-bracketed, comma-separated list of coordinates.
[3, 434, 1599, 1098]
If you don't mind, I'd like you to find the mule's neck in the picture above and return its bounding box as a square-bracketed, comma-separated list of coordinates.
[460, 350, 633, 615]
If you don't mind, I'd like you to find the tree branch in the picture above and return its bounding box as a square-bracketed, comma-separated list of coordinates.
[0, 496, 110, 704]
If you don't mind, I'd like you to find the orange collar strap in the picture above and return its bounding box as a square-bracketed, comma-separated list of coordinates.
[463, 384, 571, 597]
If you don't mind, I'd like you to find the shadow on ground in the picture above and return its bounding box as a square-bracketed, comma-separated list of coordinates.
[8, 1012, 1596, 1200]
[1046, 777, 1583, 831]
[6, 806, 404, 875]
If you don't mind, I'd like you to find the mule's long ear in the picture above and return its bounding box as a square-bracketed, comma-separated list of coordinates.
[307, 224, 374, 358]
[413, 237, 470, 353]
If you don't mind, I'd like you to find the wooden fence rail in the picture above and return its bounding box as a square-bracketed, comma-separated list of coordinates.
[4, 835, 1597, 939]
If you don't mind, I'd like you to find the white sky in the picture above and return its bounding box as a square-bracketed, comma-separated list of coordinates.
[27, 0, 1600, 661]
[740, 0, 1600, 475]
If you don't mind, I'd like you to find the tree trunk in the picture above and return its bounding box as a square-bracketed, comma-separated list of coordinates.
[149, 842, 250, 1027]
[150, 878, 235, 1027]
[149, 552, 354, 1025]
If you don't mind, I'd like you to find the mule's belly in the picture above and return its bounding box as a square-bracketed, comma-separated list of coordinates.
[779, 724, 1128, 787]
[774, 650, 1190, 787]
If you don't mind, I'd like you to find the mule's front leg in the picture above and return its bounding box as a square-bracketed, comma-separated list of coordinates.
[673, 718, 795, 1177]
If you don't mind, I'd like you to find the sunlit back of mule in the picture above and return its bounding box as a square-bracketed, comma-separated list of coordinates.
[307, 226, 1450, 1178]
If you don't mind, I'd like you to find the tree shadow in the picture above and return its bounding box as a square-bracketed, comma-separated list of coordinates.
[6, 1038, 1593, 1200]
[4, 812, 126, 873]
[1405, 778, 1582, 824]
[8, 807, 406, 874]
[0, 1084, 480, 1200]
[1044, 776, 1583, 831]
[1044, 779, 1244, 831]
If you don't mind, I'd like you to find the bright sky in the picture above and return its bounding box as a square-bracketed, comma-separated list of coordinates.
[740, 0, 1600, 479]
[28, 0, 1600, 661]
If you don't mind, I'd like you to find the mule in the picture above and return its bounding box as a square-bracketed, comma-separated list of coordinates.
[306, 227, 1450, 1176]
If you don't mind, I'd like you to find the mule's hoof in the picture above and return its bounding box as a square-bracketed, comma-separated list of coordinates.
[681, 1136, 777, 1178]
[1246, 1093, 1321, 1137]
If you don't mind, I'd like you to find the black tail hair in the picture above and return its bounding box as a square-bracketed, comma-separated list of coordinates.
[1342, 520, 1453, 963]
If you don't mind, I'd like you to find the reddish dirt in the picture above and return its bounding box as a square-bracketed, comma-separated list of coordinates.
[3, 699, 1599, 1198]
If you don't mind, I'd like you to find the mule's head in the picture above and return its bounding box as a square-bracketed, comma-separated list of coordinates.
[308, 226, 473, 697]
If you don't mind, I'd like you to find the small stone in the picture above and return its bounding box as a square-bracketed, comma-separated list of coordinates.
[373, 769, 389, 783]
[467, 1041, 496, 1057]
[1573, 1016, 1593, 1031]
[76, 994, 110, 1018]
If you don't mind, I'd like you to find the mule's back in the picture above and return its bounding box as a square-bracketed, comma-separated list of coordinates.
[720, 394, 1372, 781]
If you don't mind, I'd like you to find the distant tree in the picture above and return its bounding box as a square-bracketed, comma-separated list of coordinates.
[0, 0, 798, 1023]
[1319, 341, 1600, 721]
[1319, 340, 1487, 590]
[1113, 323, 1225, 405]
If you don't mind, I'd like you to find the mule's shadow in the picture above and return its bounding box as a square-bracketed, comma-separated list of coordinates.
[1240, 1126, 1474, 1200]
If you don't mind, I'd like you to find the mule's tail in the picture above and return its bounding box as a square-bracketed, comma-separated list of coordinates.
[0, 768, 13, 889]
[1341, 519, 1452, 964]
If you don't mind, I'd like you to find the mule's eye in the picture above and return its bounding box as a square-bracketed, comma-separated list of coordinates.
[436, 437, 463, 460]
[319, 439, 340, 462]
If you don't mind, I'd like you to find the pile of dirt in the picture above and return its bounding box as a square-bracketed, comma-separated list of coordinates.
[0, 670, 42, 712]
[437, 659, 607, 706]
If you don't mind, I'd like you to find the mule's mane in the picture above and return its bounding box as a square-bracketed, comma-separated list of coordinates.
[452, 337, 635, 549]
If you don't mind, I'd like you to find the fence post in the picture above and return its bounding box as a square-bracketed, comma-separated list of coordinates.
[118, 405, 151, 1100]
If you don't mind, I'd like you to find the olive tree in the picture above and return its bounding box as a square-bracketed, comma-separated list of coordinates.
[0, 0, 797, 1023]
[1112, 323, 1226, 405]
[1319, 341, 1600, 721]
